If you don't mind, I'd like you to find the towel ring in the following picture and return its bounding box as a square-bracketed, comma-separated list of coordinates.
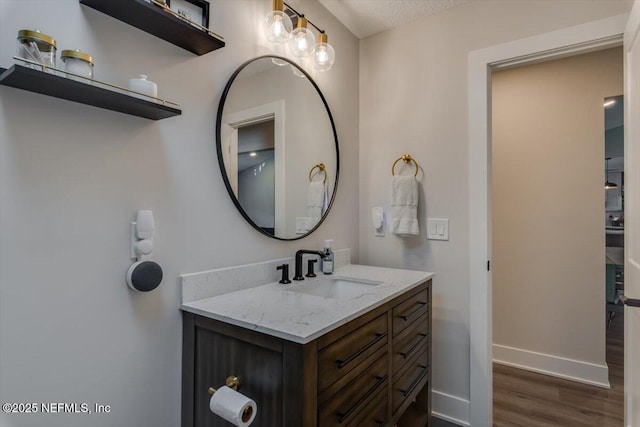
[309, 163, 327, 183]
[392, 154, 419, 177]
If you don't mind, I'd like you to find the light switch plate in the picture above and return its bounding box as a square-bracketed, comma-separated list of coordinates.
[427, 218, 449, 240]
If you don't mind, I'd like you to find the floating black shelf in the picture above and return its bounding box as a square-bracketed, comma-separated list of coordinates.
[79, 0, 225, 55]
[0, 65, 181, 120]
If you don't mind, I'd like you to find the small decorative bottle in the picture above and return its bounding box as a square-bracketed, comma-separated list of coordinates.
[321, 239, 334, 274]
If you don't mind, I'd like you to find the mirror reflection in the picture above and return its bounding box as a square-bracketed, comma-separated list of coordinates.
[217, 56, 339, 240]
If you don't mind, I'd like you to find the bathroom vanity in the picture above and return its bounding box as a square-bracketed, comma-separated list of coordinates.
[181, 263, 433, 427]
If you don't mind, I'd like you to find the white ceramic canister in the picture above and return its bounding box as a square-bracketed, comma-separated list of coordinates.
[127, 74, 158, 98]
[61, 49, 94, 79]
[16, 29, 57, 70]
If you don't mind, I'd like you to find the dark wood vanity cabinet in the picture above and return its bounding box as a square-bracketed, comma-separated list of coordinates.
[182, 279, 431, 427]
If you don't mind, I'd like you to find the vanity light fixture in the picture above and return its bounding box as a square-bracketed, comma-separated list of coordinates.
[263, 1, 336, 71]
[264, 0, 292, 44]
[288, 16, 315, 58]
[605, 157, 618, 190]
[249, 152, 257, 157]
[313, 32, 335, 72]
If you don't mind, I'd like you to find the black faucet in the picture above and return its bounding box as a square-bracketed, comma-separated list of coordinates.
[293, 250, 325, 281]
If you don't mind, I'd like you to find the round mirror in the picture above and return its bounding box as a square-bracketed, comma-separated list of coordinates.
[216, 56, 339, 240]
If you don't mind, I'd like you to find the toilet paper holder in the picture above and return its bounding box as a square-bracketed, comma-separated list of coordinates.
[208, 376, 255, 425]
[208, 376, 241, 395]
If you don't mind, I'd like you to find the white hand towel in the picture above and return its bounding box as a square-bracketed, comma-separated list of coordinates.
[390, 175, 419, 235]
[308, 180, 325, 219]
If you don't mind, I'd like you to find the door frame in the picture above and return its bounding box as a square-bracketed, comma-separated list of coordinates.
[623, 1, 640, 423]
[468, 14, 628, 426]
[223, 100, 286, 236]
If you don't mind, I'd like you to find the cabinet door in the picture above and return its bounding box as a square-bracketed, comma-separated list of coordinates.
[193, 327, 284, 427]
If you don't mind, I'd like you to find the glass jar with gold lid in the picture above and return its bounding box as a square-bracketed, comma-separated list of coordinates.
[16, 29, 57, 69]
[61, 49, 94, 79]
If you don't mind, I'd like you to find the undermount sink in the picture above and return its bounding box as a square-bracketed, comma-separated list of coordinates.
[288, 277, 382, 300]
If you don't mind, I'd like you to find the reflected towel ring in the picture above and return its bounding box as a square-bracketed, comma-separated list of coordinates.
[392, 154, 419, 177]
[309, 163, 327, 183]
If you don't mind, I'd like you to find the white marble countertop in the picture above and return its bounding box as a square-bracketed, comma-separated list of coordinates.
[180, 264, 434, 344]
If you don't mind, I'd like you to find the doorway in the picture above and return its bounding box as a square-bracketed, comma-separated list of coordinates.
[490, 48, 624, 425]
[467, 14, 629, 425]
[220, 100, 286, 236]
[237, 120, 276, 235]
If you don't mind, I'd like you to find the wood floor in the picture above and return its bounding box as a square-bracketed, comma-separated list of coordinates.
[493, 312, 624, 426]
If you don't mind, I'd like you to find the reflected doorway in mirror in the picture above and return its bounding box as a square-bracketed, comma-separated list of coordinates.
[216, 55, 339, 240]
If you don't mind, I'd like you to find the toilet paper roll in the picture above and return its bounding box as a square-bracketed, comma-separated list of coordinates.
[209, 386, 257, 426]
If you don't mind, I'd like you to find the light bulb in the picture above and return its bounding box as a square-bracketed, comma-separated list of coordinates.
[263, 1, 292, 44]
[312, 33, 335, 72]
[288, 17, 315, 58]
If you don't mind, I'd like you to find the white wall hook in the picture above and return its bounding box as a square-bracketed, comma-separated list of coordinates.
[135, 210, 155, 239]
[130, 210, 155, 260]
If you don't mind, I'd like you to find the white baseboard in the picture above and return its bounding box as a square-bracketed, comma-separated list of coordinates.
[432, 389, 470, 426]
[492, 344, 610, 388]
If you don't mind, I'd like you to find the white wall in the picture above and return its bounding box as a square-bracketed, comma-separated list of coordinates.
[492, 48, 623, 384]
[358, 0, 632, 420]
[0, 1, 359, 426]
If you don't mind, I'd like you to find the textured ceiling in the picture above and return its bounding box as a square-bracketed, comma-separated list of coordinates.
[318, 0, 473, 39]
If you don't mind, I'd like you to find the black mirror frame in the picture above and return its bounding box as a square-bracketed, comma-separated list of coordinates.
[216, 55, 340, 241]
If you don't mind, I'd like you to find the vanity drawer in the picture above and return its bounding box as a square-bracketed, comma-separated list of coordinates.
[392, 288, 429, 337]
[319, 354, 389, 427]
[318, 313, 388, 392]
[392, 309, 429, 375]
[344, 386, 388, 427]
[392, 348, 429, 415]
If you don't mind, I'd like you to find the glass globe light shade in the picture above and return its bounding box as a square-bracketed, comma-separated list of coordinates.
[313, 39, 335, 72]
[263, 10, 292, 44]
[288, 19, 315, 58]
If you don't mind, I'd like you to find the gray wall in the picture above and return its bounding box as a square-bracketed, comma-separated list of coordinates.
[0, 1, 359, 426]
[358, 0, 631, 418]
